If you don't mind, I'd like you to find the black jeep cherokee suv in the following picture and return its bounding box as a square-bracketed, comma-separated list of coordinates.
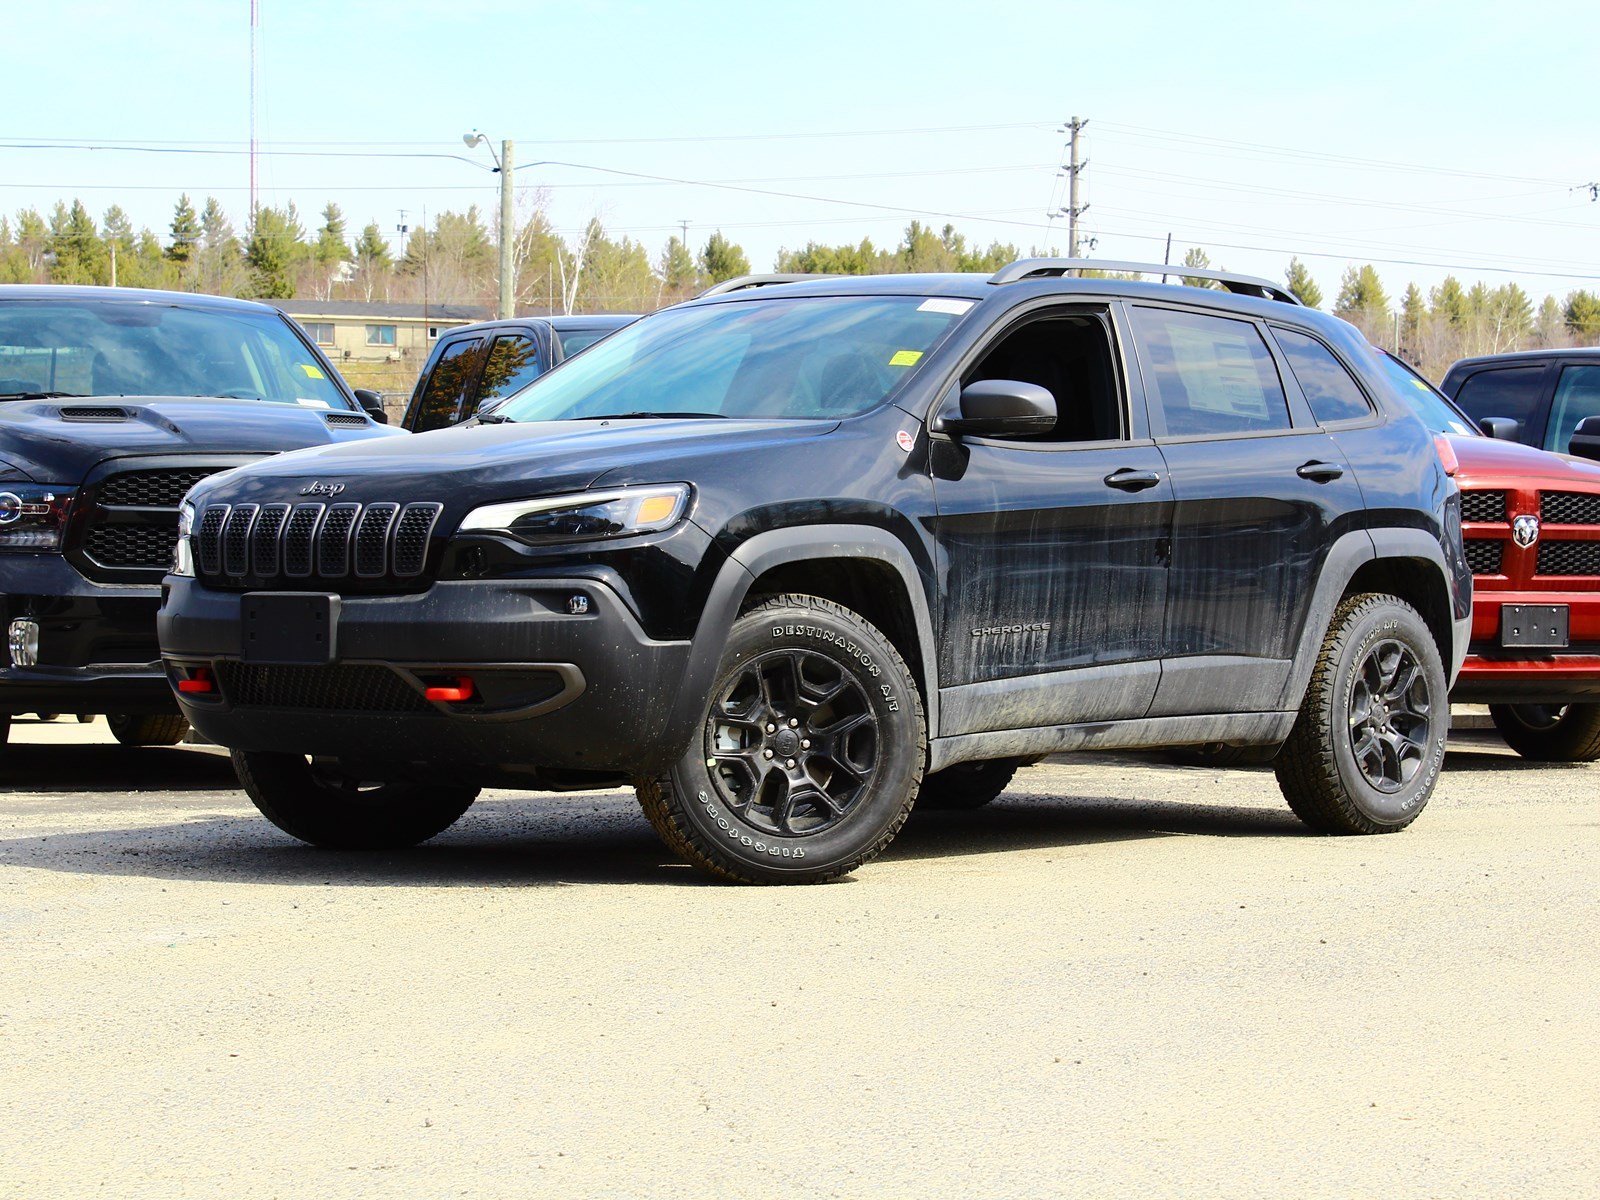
[0, 286, 400, 749]
[159, 260, 1470, 883]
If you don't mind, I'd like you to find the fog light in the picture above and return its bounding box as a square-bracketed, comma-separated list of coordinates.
[7, 618, 38, 668]
[567, 594, 589, 615]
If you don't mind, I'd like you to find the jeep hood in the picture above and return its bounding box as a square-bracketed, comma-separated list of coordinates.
[187, 417, 838, 509]
[0, 396, 402, 483]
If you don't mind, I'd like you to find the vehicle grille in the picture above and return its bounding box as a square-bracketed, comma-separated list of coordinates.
[78, 465, 229, 576]
[1463, 539, 1503, 575]
[99, 468, 218, 507]
[1459, 490, 1506, 523]
[59, 406, 129, 421]
[84, 524, 180, 568]
[1536, 540, 1600, 577]
[324, 412, 370, 428]
[216, 662, 433, 713]
[1540, 491, 1600, 525]
[194, 500, 444, 587]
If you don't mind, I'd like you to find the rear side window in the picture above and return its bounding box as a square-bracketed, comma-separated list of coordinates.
[410, 338, 482, 432]
[476, 335, 542, 409]
[1545, 365, 1600, 454]
[1272, 327, 1372, 424]
[1130, 306, 1291, 437]
[1451, 366, 1545, 438]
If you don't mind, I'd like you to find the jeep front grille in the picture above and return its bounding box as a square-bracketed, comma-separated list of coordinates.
[1459, 490, 1506, 524]
[1540, 491, 1600, 526]
[194, 500, 443, 587]
[215, 662, 434, 712]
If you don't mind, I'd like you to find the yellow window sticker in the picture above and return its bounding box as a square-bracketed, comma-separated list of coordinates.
[889, 350, 923, 367]
[300, 363, 326, 379]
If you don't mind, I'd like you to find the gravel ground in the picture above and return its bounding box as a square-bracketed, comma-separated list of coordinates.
[1, 716, 1595, 1199]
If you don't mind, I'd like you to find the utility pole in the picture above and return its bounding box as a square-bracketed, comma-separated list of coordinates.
[1065, 116, 1089, 258]
[109, 240, 117, 288]
[499, 138, 518, 320]
[249, 0, 260, 224]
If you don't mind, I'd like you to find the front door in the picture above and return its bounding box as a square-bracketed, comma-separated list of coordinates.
[929, 307, 1172, 736]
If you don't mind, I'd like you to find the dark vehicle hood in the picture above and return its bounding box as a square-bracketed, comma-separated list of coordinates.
[188, 417, 837, 508]
[0, 396, 403, 483]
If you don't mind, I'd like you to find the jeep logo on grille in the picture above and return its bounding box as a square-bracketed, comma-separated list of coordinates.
[1512, 514, 1540, 548]
[299, 481, 346, 497]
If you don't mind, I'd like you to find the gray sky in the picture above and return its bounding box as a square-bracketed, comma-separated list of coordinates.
[4, 0, 1597, 303]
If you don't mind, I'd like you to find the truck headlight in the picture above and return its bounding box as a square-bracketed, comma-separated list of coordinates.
[172, 501, 195, 576]
[0, 485, 75, 551]
[458, 485, 691, 546]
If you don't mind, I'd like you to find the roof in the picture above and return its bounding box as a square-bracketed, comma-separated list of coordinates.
[269, 299, 488, 322]
[0, 284, 277, 313]
[1448, 347, 1600, 372]
[437, 314, 639, 338]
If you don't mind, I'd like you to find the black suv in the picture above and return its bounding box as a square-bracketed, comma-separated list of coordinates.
[159, 260, 1470, 883]
[0, 285, 401, 749]
[1441, 348, 1600, 461]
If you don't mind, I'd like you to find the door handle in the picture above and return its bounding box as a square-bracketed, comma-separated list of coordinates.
[1297, 460, 1345, 483]
[1104, 468, 1162, 492]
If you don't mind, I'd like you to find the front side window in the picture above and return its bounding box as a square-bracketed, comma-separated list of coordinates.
[1272, 327, 1372, 424]
[963, 311, 1123, 442]
[366, 324, 397, 347]
[1545, 365, 1600, 453]
[1451, 366, 1545, 439]
[411, 338, 483, 432]
[476, 335, 543, 409]
[0, 301, 353, 408]
[491, 295, 968, 423]
[1130, 306, 1291, 437]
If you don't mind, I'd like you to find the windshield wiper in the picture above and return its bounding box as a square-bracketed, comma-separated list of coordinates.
[586, 410, 729, 420]
[0, 391, 88, 400]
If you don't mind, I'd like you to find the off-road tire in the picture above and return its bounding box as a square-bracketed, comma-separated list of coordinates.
[1489, 703, 1600, 762]
[916, 757, 1021, 810]
[232, 749, 479, 850]
[636, 593, 926, 884]
[108, 713, 190, 747]
[1275, 593, 1447, 834]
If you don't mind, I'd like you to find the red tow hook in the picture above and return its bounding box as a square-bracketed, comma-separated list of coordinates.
[177, 667, 214, 695]
[424, 676, 475, 702]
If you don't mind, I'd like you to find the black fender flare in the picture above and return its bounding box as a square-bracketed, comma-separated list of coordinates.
[660, 524, 940, 761]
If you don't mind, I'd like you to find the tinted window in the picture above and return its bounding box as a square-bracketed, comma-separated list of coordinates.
[494, 296, 967, 423]
[411, 338, 482, 432]
[476, 335, 542, 409]
[1272, 327, 1372, 424]
[1372, 351, 1477, 436]
[1130, 307, 1291, 436]
[0, 300, 352, 408]
[556, 328, 612, 356]
[1451, 366, 1545, 438]
[965, 313, 1123, 442]
[1545, 365, 1600, 453]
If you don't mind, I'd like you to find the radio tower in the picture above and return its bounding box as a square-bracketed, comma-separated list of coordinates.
[249, 0, 260, 222]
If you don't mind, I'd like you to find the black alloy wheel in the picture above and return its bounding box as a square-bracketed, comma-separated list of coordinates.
[1346, 639, 1434, 794]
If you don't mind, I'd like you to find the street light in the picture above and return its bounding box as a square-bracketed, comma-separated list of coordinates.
[463, 129, 515, 319]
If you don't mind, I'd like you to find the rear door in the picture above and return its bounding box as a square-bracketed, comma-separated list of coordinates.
[1126, 303, 1365, 717]
[402, 334, 486, 432]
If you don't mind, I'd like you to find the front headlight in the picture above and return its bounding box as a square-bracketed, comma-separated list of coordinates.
[458, 484, 691, 547]
[0, 485, 75, 552]
[172, 501, 195, 576]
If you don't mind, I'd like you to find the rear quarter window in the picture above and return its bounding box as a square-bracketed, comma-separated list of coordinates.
[1271, 327, 1372, 424]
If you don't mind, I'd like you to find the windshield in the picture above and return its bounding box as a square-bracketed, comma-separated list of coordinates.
[1374, 350, 1477, 437]
[491, 295, 969, 422]
[0, 300, 354, 408]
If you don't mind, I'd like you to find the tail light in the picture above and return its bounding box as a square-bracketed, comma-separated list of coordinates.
[177, 667, 214, 694]
[424, 676, 475, 702]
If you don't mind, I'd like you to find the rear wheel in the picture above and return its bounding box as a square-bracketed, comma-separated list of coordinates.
[637, 594, 925, 884]
[1489, 703, 1600, 762]
[916, 758, 1021, 810]
[108, 713, 190, 747]
[232, 749, 479, 849]
[1275, 593, 1447, 835]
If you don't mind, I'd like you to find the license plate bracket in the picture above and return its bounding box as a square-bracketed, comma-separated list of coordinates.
[1500, 603, 1569, 649]
[241, 592, 339, 665]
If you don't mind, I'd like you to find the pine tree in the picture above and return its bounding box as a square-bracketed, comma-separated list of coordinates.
[1179, 247, 1216, 289]
[699, 231, 750, 284]
[657, 236, 698, 294]
[315, 203, 351, 266]
[1400, 284, 1426, 344]
[1564, 291, 1600, 343]
[1535, 295, 1565, 347]
[1334, 264, 1389, 321]
[1429, 276, 1468, 325]
[167, 194, 201, 262]
[1285, 257, 1322, 308]
[48, 200, 107, 284]
[244, 204, 306, 299]
[351, 221, 392, 302]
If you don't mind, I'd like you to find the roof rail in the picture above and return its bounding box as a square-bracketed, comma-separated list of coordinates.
[695, 273, 839, 299]
[988, 257, 1301, 306]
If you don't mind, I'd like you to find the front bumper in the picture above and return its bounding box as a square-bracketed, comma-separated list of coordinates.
[0, 553, 175, 715]
[1451, 586, 1600, 704]
[159, 575, 694, 778]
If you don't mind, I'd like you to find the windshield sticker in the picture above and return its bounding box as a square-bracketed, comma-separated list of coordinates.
[300, 363, 326, 379]
[917, 298, 974, 315]
[889, 350, 924, 367]
[295, 397, 331, 409]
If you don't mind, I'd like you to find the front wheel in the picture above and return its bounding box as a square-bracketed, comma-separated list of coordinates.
[1275, 593, 1448, 834]
[232, 749, 479, 849]
[1489, 703, 1600, 762]
[637, 593, 926, 884]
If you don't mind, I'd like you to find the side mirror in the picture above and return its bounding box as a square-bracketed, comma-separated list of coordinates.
[353, 389, 389, 425]
[1479, 416, 1520, 441]
[1568, 415, 1600, 461]
[938, 379, 1056, 438]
